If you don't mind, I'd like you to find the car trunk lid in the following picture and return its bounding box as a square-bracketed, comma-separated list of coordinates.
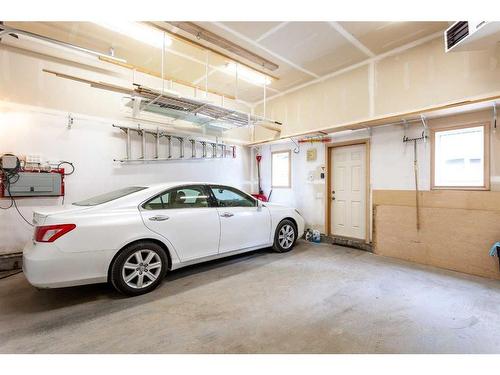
[32, 205, 93, 226]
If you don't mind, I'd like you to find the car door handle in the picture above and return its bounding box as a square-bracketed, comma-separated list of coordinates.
[149, 215, 170, 221]
[220, 212, 234, 218]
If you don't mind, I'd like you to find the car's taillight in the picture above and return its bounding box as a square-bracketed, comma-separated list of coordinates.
[34, 224, 76, 243]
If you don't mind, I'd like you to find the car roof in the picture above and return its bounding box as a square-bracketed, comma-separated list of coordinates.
[112, 182, 248, 207]
[143, 181, 234, 190]
[72, 182, 252, 210]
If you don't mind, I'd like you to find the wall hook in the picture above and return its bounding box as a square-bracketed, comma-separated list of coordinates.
[289, 137, 300, 154]
[67, 113, 74, 129]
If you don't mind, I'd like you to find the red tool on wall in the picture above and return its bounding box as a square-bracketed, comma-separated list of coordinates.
[251, 153, 271, 202]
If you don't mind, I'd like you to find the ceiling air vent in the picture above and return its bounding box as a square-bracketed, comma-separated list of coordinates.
[445, 21, 500, 52]
[446, 21, 469, 50]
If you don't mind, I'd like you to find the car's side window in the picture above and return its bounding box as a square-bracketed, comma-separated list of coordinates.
[210, 186, 256, 208]
[143, 192, 170, 210]
[171, 186, 209, 208]
[143, 186, 209, 210]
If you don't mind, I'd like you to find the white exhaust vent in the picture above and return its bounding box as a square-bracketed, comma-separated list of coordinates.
[445, 21, 500, 52]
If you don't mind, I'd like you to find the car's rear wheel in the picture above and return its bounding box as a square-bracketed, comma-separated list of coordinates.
[110, 241, 168, 296]
[272, 219, 297, 253]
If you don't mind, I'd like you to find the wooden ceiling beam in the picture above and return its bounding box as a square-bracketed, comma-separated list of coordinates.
[166, 22, 279, 71]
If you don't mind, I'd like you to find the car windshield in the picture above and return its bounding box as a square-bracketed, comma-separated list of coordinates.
[73, 186, 147, 206]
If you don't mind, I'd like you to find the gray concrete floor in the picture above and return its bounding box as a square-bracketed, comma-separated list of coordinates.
[1, 241, 500, 353]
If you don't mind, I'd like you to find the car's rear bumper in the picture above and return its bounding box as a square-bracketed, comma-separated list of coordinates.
[23, 241, 112, 288]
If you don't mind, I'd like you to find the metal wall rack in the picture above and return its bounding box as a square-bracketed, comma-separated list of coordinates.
[113, 124, 236, 162]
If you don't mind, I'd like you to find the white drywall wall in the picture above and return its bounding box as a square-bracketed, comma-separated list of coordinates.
[257, 124, 436, 233]
[0, 40, 254, 254]
[0, 105, 251, 253]
[0, 39, 252, 143]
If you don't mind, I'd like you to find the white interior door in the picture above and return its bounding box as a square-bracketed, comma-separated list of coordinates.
[330, 144, 366, 240]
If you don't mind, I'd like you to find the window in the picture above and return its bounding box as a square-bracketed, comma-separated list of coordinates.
[210, 186, 256, 207]
[143, 185, 209, 209]
[73, 186, 147, 206]
[432, 124, 489, 189]
[271, 150, 291, 188]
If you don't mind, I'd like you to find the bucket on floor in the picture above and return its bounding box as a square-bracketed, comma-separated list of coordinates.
[312, 230, 321, 243]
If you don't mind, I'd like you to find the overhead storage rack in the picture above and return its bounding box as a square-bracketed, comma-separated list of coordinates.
[131, 86, 256, 129]
[42, 69, 283, 133]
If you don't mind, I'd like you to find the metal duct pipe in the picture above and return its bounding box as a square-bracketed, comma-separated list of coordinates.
[0, 25, 126, 63]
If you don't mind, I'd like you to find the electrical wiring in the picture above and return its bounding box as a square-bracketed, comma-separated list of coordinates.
[57, 161, 75, 176]
[0, 154, 34, 226]
[57, 161, 76, 205]
[1, 155, 76, 219]
[0, 154, 20, 210]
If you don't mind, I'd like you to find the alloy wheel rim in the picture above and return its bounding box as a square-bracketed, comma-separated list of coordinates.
[278, 224, 295, 249]
[122, 250, 162, 289]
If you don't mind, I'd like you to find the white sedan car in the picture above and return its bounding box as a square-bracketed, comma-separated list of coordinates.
[23, 182, 304, 296]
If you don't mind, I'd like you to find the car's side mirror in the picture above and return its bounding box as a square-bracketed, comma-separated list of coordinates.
[257, 199, 263, 211]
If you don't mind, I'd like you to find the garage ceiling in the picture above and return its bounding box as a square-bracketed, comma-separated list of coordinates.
[4, 21, 450, 105]
[195, 22, 449, 97]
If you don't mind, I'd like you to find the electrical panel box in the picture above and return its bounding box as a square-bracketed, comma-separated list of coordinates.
[3, 172, 63, 197]
[0, 155, 19, 170]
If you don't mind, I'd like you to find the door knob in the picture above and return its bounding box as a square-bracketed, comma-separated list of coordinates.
[149, 215, 170, 221]
[331, 190, 335, 201]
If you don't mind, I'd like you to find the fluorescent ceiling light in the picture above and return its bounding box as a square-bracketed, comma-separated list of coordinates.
[95, 22, 172, 49]
[225, 62, 271, 86]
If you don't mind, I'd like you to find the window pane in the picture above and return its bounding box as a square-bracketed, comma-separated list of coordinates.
[73, 186, 147, 206]
[434, 126, 484, 187]
[272, 151, 291, 187]
[211, 186, 255, 207]
[143, 192, 169, 210]
[143, 186, 208, 210]
[170, 187, 208, 208]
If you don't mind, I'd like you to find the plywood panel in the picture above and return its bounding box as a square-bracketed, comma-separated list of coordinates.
[373, 190, 500, 211]
[374, 205, 500, 280]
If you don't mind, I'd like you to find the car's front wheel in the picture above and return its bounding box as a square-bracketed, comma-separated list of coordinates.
[110, 241, 168, 296]
[272, 219, 297, 253]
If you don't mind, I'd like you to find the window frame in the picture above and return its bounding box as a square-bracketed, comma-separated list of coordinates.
[141, 184, 215, 210]
[208, 185, 257, 208]
[430, 121, 490, 191]
[271, 150, 292, 189]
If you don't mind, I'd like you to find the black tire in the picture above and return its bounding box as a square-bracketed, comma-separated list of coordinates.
[110, 241, 168, 296]
[272, 219, 297, 253]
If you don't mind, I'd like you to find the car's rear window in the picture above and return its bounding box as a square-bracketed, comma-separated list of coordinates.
[73, 186, 147, 206]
